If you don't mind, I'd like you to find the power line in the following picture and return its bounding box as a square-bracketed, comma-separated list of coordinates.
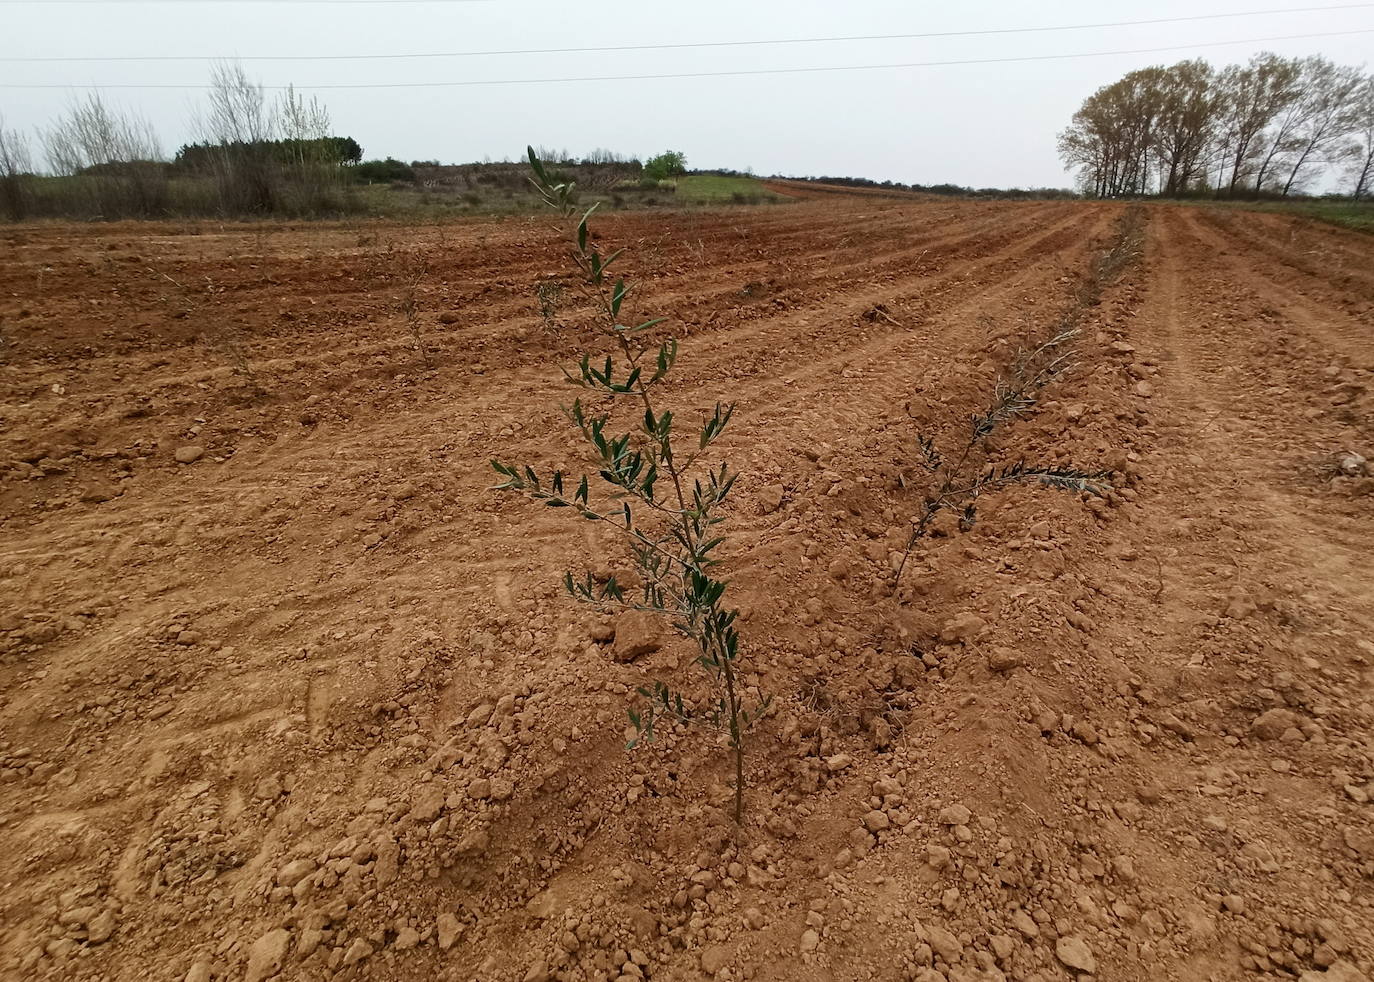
[0, 0, 494, 4]
[4, 3, 1372, 62]
[2, 29, 1370, 89]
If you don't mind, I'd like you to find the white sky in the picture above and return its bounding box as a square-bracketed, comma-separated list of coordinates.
[2, 0, 1371, 187]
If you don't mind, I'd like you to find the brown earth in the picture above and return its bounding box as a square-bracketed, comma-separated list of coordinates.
[1, 196, 1372, 982]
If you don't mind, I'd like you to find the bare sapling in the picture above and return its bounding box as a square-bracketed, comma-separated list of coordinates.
[894, 212, 1142, 583]
[152, 269, 262, 393]
[492, 147, 766, 824]
[535, 279, 564, 331]
[398, 260, 431, 368]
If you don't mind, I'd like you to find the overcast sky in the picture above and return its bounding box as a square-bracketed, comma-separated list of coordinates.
[2, 0, 1371, 187]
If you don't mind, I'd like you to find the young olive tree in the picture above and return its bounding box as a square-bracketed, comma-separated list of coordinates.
[894, 212, 1143, 582]
[493, 147, 765, 824]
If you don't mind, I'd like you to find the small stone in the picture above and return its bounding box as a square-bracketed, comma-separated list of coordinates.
[393, 927, 420, 950]
[276, 858, 316, 888]
[799, 929, 820, 952]
[245, 928, 291, 982]
[1252, 708, 1299, 741]
[1134, 380, 1154, 398]
[938, 803, 972, 826]
[926, 924, 962, 963]
[1111, 855, 1136, 880]
[760, 484, 785, 514]
[436, 913, 461, 950]
[1072, 720, 1099, 745]
[744, 908, 765, 930]
[523, 959, 550, 982]
[185, 963, 212, 982]
[701, 944, 731, 974]
[1055, 936, 1096, 973]
[469, 778, 492, 800]
[987, 647, 1023, 672]
[374, 835, 400, 887]
[824, 753, 853, 773]
[174, 445, 205, 464]
[940, 612, 987, 643]
[409, 789, 444, 822]
[1012, 910, 1040, 938]
[297, 930, 323, 958]
[86, 909, 116, 944]
[1223, 894, 1247, 915]
[342, 939, 373, 967]
[612, 611, 662, 662]
[863, 810, 890, 832]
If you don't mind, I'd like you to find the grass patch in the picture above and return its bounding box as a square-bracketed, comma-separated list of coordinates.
[675, 174, 787, 206]
[1174, 198, 1374, 234]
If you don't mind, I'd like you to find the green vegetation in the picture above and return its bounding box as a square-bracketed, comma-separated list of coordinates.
[675, 174, 785, 205]
[1179, 197, 1374, 233]
[493, 147, 767, 824]
[353, 158, 416, 184]
[643, 149, 687, 182]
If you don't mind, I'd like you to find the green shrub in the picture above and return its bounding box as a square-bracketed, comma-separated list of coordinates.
[353, 158, 416, 183]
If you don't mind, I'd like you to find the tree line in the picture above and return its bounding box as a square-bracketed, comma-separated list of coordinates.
[0, 64, 370, 220]
[1059, 53, 1374, 200]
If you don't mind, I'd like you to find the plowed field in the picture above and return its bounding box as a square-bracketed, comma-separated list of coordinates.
[2, 198, 1372, 982]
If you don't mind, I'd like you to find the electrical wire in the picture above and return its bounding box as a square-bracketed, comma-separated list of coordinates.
[3, 3, 1372, 62]
[1, 28, 1370, 89]
[0, 0, 495, 4]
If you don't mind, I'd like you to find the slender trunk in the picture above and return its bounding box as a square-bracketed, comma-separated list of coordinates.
[1228, 132, 1255, 196]
[719, 640, 744, 824]
[1254, 136, 1284, 194]
[1282, 143, 1316, 196]
[1353, 150, 1374, 200]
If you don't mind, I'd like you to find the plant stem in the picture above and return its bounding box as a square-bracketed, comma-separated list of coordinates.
[723, 651, 744, 824]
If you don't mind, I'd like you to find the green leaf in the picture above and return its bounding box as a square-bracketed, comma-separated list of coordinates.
[619, 317, 665, 334]
[527, 145, 549, 184]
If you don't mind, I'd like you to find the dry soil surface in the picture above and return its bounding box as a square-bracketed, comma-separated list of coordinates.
[1, 198, 1372, 982]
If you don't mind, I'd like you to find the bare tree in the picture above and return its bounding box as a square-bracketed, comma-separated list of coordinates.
[42, 93, 161, 175]
[1153, 59, 1223, 195]
[277, 84, 330, 146]
[0, 112, 34, 219]
[275, 84, 341, 210]
[195, 61, 278, 213]
[200, 61, 274, 146]
[1063, 52, 1367, 200]
[1059, 67, 1162, 197]
[1216, 53, 1302, 196]
[1280, 57, 1365, 195]
[1349, 74, 1374, 200]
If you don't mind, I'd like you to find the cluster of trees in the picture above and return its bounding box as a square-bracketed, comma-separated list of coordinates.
[173, 136, 362, 173]
[0, 64, 381, 219]
[782, 173, 1077, 200]
[1060, 53, 1374, 199]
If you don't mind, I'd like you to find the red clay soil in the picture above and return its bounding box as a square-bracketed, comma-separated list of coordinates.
[1, 197, 1371, 982]
[761, 179, 935, 200]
